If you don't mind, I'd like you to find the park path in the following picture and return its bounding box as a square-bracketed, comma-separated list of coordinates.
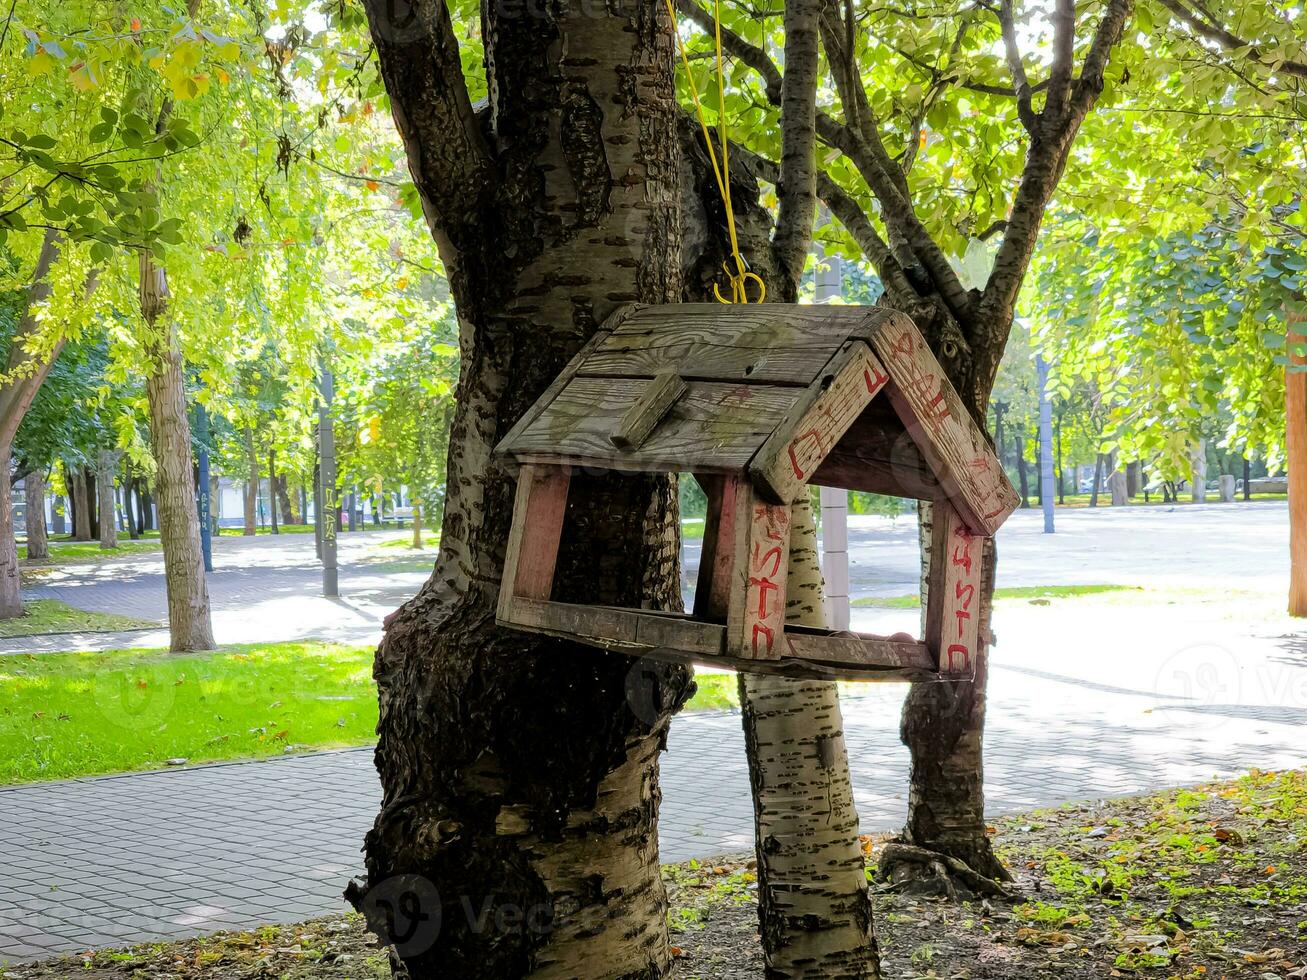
[2, 501, 1305, 962]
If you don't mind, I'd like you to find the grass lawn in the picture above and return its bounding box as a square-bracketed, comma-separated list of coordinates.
[19, 538, 163, 563]
[853, 582, 1142, 608]
[1, 642, 735, 784]
[374, 531, 440, 550]
[0, 599, 154, 639]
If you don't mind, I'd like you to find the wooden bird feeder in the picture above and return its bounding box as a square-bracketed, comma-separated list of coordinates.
[494, 304, 1020, 681]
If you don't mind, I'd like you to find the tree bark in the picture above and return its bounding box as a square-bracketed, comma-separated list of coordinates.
[70, 464, 91, 540]
[348, 2, 693, 975]
[410, 500, 422, 549]
[1288, 309, 1307, 616]
[276, 472, 296, 526]
[85, 467, 100, 540]
[97, 450, 120, 550]
[268, 451, 280, 534]
[26, 468, 49, 561]
[0, 448, 22, 617]
[140, 251, 214, 652]
[893, 501, 1009, 884]
[1090, 451, 1105, 507]
[244, 427, 258, 535]
[1015, 432, 1030, 506]
[740, 500, 880, 977]
[1190, 439, 1207, 503]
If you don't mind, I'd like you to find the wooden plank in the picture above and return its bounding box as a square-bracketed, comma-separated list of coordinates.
[496, 464, 571, 622]
[498, 597, 940, 681]
[749, 340, 890, 503]
[494, 308, 636, 461]
[692, 474, 741, 621]
[501, 596, 725, 658]
[503, 377, 802, 473]
[808, 399, 940, 500]
[726, 483, 790, 660]
[609, 370, 687, 450]
[923, 500, 984, 677]
[868, 313, 1020, 535]
[780, 626, 937, 673]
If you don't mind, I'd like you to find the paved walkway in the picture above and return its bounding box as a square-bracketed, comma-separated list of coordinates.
[6, 530, 429, 653]
[2, 502, 1305, 962]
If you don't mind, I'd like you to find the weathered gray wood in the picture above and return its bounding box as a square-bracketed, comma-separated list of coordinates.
[869, 315, 1020, 535]
[748, 340, 890, 503]
[495, 305, 639, 464]
[499, 597, 941, 680]
[810, 400, 940, 500]
[692, 474, 741, 621]
[780, 626, 940, 674]
[609, 370, 687, 450]
[504, 377, 801, 472]
[501, 596, 725, 657]
[496, 464, 571, 622]
[923, 500, 984, 676]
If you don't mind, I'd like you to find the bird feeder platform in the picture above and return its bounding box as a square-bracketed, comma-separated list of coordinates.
[494, 303, 1019, 681]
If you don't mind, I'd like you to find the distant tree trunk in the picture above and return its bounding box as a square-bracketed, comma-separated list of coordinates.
[86, 467, 101, 540]
[1288, 308, 1307, 616]
[71, 465, 91, 540]
[298, 482, 308, 526]
[96, 450, 120, 550]
[1126, 460, 1141, 498]
[1190, 439, 1207, 503]
[276, 473, 296, 526]
[124, 477, 141, 539]
[268, 451, 280, 534]
[139, 251, 214, 652]
[740, 500, 880, 977]
[26, 468, 49, 561]
[1055, 415, 1066, 503]
[410, 500, 422, 549]
[243, 427, 258, 535]
[1090, 452, 1105, 507]
[1015, 433, 1031, 507]
[0, 450, 21, 617]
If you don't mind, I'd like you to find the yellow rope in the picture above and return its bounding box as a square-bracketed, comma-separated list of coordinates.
[664, 0, 765, 304]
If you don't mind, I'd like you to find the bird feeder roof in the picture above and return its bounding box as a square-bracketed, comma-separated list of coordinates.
[496, 303, 1019, 535]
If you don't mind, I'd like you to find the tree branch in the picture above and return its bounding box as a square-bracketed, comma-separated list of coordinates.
[674, 0, 783, 102]
[1045, 0, 1077, 125]
[999, 0, 1038, 133]
[361, 0, 495, 246]
[979, 0, 1133, 373]
[1156, 0, 1307, 79]
[772, 0, 824, 289]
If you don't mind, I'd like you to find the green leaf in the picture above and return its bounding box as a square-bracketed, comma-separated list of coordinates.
[25, 133, 57, 150]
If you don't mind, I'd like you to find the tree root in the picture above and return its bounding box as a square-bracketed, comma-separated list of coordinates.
[876, 842, 1019, 901]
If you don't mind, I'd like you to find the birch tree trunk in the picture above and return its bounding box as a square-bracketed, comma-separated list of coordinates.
[1288, 309, 1307, 616]
[97, 450, 120, 550]
[26, 468, 49, 561]
[139, 252, 214, 652]
[740, 501, 880, 978]
[0, 451, 21, 618]
[349, 2, 692, 975]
